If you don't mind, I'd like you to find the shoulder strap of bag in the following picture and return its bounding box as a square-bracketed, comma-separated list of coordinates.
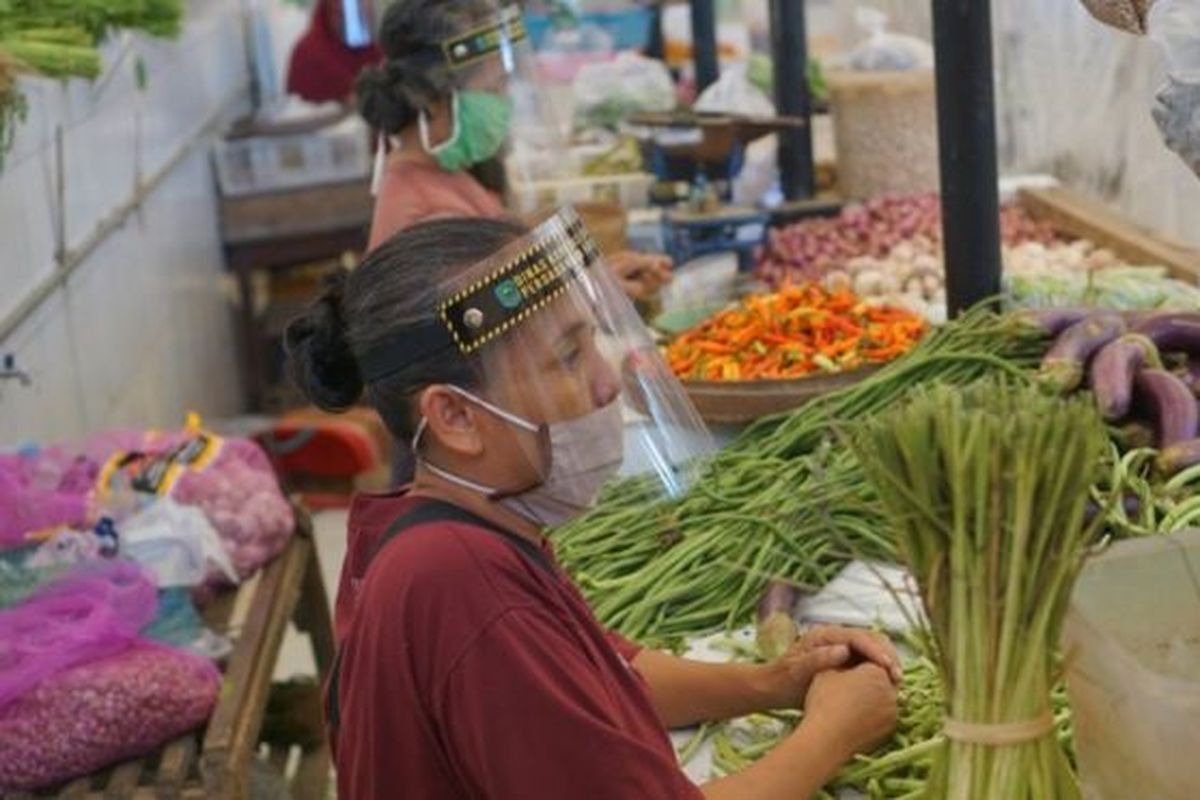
[326, 500, 552, 733]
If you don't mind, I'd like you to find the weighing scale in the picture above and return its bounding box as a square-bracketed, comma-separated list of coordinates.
[625, 111, 814, 271]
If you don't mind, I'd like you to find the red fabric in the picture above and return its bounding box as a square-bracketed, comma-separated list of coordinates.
[367, 159, 506, 251]
[287, 0, 381, 103]
[331, 493, 699, 800]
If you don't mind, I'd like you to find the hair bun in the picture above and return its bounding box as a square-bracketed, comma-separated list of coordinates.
[284, 270, 364, 410]
[355, 62, 420, 134]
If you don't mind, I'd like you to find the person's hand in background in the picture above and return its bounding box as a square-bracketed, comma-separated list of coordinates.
[608, 250, 674, 302]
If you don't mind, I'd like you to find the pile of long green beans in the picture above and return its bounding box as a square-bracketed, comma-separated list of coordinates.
[556, 308, 1049, 646]
[851, 378, 1106, 799]
[1092, 442, 1200, 535]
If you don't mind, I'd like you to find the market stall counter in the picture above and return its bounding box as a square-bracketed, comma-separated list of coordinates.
[6, 516, 334, 800]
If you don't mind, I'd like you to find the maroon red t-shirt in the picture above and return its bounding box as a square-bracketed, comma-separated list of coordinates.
[331, 492, 703, 799]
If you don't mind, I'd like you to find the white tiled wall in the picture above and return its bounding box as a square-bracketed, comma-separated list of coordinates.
[0, 0, 253, 446]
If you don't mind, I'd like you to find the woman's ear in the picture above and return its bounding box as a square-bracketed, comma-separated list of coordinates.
[418, 386, 485, 457]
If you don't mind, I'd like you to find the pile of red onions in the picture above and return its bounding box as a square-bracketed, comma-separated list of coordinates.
[756, 193, 1063, 287]
[0, 644, 220, 792]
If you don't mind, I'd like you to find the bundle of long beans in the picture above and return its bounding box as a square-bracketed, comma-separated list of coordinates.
[556, 308, 1050, 646]
[851, 378, 1107, 799]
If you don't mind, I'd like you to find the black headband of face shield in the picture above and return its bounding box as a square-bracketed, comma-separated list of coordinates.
[357, 321, 458, 385]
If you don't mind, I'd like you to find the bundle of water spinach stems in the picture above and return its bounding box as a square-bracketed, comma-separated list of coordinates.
[555, 305, 1146, 797]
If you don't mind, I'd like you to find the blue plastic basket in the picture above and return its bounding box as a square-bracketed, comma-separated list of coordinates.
[524, 9, 654, 52]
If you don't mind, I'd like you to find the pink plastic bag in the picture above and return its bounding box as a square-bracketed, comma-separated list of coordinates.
[0, 561, 157, 708]
[0, 641, 220, 792]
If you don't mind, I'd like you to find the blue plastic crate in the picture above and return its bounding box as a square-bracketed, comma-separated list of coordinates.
[525, 8, 654, 52]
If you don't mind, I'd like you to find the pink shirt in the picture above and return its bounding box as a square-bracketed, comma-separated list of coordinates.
[368, 159, 506, 251]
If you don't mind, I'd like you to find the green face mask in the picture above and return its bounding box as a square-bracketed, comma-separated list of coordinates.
[420, 91, 513, 173]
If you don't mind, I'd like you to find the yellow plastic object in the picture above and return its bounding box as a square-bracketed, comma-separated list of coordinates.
[1062, 530, 1200, 800]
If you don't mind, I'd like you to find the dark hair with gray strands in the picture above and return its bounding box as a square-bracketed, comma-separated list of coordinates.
[355, 0, 498, 135]
[284, 216, 529, 443]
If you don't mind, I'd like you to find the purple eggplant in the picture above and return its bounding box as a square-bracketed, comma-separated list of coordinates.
[1091, 334, 1162, 420]
[1134, 369, 1200, 449]
[1009, 307, 1093, 337]
[1158, 437, 1200, 474]
[1134, 313, 1200, 355]
[756, 579, 800, 661]
[1039, 313, 1126, 393]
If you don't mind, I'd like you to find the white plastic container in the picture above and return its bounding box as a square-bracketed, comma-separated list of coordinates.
[1062, 530, 1200, 800]
[213, 120, 370, 197]
[507, 171, 654, 215]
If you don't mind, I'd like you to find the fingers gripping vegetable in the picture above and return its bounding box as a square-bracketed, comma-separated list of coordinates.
[1038, 313, 1126, 393]
[1091, 334, 1162, 420]
[1133, 369, 1199, 449]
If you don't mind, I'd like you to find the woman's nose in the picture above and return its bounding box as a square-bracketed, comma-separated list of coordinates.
[591, 358, 621, 408]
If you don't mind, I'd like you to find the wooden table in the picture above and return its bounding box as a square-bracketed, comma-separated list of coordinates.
[18, 514, 336, 800]
[220, 179, 372, 411]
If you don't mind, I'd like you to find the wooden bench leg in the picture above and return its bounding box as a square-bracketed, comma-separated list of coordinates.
[293, 532, 335, 680]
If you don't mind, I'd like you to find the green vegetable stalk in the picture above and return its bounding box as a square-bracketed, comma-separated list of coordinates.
[0, 50, 26, 170]
[851, 378, 1107, 799]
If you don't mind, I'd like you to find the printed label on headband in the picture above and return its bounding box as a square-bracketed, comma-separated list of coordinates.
[439, 220, 599, 354]
[443, 8, 528, 69]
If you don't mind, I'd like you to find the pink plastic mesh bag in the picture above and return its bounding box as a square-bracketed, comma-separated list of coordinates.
[0, 561, 157, 708]
[0, 641, 220, 792]
[0, 458, 91, 548]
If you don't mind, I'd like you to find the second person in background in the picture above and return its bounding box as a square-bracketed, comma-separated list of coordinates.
[356, 0, 672, 303]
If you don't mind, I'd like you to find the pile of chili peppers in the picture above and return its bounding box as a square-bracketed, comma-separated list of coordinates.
[664, 284, 928, 381]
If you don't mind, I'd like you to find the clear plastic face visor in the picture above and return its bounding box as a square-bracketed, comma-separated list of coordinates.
[357, 207, 714, 507]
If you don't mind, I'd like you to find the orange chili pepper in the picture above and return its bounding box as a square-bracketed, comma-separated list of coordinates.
[663, 283, 927, 382]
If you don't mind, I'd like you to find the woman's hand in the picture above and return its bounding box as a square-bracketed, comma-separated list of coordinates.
[607, 250, 673, 302]
[758, 626, 902, 709]
[803, 663, 900, 758]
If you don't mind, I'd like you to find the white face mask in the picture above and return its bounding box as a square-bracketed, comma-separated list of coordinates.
[412, 386, 625, 528]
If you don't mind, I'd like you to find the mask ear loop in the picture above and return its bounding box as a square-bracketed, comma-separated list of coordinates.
[370, 133, 405, 196]
[410, 385, 549, 498]
[418, 90, 462, 154]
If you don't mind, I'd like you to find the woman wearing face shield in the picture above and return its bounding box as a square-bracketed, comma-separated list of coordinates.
[356, 0, 672, 303]
[286, 209, 899, 800]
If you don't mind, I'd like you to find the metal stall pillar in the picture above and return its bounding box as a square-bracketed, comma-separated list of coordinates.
[690, 0, 720, 93]
[932, 0, 1002, 316]
[769, 0, 814, 201]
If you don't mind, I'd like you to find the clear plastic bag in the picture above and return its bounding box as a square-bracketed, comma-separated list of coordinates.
[0, 641, 220, 792]
[1148, 0, 1200, 176]
[143, 588, 233, 661]
[572, 52, 676, 130]
[694, 62, 776, 116]
[121, 499, 239, 588]
[840, 6, 933, 72]
[0, 561, 157, 709]
[1063, 530, 1200, 799]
